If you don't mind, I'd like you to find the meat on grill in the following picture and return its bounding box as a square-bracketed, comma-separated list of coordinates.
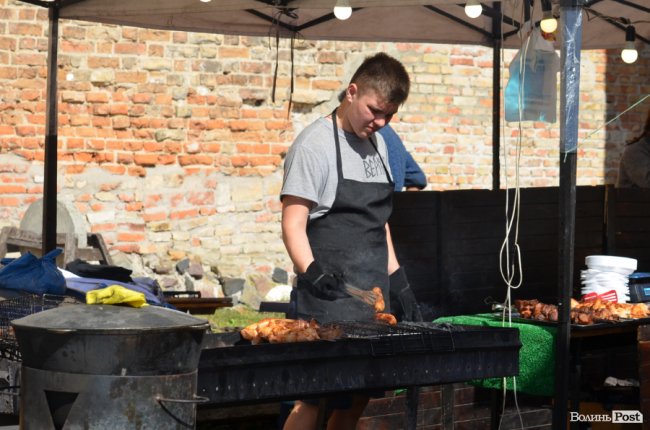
[240, 318, 348, 344]
[374, 312, 397, 325]
[372, 287, 385, 313]
[514, 298, 650, 325]
[240, 288, 397, 344]
[241, 318, 320, 344]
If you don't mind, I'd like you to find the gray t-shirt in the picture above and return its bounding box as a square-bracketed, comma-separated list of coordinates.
[281, 117, 392, 220]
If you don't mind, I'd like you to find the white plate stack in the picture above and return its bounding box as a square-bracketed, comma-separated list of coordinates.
[580, 255, 637, 303]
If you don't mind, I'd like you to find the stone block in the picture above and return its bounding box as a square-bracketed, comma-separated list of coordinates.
[240, 283, 262, 310]
[89, 69, 115, 85]
[188, 262, 204, 279]
[222, 277, 245, 296]
[249, 273, 274, 298]
[175, 258, 190, 275]
[161, 277, 178, 289]
[271, 267, 288, 284]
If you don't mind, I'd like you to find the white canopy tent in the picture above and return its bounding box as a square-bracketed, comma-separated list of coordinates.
[15, 0, 650, 428]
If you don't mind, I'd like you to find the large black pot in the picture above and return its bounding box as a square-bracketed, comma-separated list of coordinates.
[13, 304, 211, 429]
[11, 304, 209, 376]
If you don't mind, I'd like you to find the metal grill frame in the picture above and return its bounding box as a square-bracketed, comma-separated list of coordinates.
[197, 322, 521, 405]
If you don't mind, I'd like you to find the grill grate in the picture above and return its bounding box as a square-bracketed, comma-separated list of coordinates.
[322, 320, 457, 356]
[0, 293, 80, 361]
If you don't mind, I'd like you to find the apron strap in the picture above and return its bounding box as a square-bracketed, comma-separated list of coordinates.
[331, 108, 393, 184]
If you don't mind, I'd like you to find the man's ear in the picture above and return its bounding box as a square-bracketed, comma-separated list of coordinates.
[346, 83, 357, 100]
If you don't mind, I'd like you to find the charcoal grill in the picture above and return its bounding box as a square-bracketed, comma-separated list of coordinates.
[197, 321, 520, 406]
[12, 304, 210, 430]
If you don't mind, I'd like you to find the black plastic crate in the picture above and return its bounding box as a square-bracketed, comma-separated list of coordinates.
[0, 293, 79, 361]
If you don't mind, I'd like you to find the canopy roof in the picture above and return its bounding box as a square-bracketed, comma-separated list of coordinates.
[20, 0, 650, 50]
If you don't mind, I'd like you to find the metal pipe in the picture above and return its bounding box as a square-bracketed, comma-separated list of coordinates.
[492, 2, 502, 191]
[554, 1, 584, 428]
[42, 5, 59, 255]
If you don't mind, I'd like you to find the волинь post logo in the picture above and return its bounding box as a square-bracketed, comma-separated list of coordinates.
[569, 410, 643, 424]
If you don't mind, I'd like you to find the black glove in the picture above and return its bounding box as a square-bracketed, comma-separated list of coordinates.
[298, 261, 350, 301]
[389, 267, 423, 322]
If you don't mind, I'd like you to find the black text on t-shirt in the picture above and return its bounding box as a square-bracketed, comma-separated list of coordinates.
[363, 155, 385, 179]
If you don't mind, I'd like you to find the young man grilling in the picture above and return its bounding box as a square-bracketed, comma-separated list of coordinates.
[280, 52, 422, 430]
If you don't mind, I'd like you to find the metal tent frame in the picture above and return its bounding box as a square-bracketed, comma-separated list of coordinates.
[13, 1, 650, 428]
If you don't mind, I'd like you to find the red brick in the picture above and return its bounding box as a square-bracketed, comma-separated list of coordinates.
[132, 93, 152, 104]
[127, 166, 147, 177]
[158, 154, 176, 165]
[201, 143, 221, 153]
[114, 43, 146, 55]
[143, 212, 167, 222]
[0, 196, 20, 207]
[250, 155, 280, 166]
[102, 165, 127, 175]
[125, 202, 143, 211]
[60, 40, 93, 53]
[86, 92, 110, 103]
[90, 223, 117, 233]
[9, 23, 41, 36]
[187, 192, 214, 206]
[65, 165, 85, 174]
[114, 71, 147, 84]
[170, 208, 199, 220]
[117, 232, 145, 242]
[178, 155, 213, 166]
[230, 156, 249, 167]
[317, 51, 343, 64]
[219, 47, 249, 58]
[0, 184, 25, 193]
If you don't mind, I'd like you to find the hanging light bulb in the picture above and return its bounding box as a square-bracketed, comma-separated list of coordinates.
[65, 72, 74, 81]
[621, 25, 638, 64]
[540, 6, 558, 34]
[464, 0, 482, 19]
[333, 0, 352, 20]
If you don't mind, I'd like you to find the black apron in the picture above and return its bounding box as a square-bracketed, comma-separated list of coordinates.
[293, 109, 394, 324]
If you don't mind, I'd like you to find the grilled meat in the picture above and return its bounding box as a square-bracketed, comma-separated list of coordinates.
[515, 298, 650, 325]
[374, 312, 397, 325]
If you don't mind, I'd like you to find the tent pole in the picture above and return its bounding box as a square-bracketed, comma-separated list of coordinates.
[42, 5, 59, 255]
[554, 1, 584, 428]
[491, 2, 502, 191]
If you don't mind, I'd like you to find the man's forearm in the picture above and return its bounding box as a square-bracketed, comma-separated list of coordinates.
[386, 224, 400, 274]
[281, 197, 315, 274]
[283, 227, 314, 274]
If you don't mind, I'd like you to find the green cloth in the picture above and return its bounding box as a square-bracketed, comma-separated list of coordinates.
[435, 314, 556, 396]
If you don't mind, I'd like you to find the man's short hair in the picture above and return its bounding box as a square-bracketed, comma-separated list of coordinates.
[349, 53, 410, 106]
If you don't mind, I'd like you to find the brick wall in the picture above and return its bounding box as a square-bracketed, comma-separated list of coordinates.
[0, 0, 649, 285]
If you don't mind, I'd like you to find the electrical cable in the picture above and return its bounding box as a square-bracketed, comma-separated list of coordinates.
[494, 4, 646, 429]
[584, 93, 650, 140]
[495, 1, 532, 428]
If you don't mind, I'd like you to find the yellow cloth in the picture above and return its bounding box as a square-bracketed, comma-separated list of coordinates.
[86, 285, 149, 308]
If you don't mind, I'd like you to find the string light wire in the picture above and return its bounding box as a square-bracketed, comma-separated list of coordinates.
[496, 1, 528, 428]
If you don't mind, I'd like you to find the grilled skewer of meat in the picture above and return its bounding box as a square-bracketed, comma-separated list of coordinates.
[374, 312, 397, 325]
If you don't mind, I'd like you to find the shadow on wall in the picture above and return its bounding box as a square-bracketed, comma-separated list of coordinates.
[604, 46, 650, 185]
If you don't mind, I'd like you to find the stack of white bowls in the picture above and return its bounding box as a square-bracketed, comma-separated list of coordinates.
[580, 255, 637, 303]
